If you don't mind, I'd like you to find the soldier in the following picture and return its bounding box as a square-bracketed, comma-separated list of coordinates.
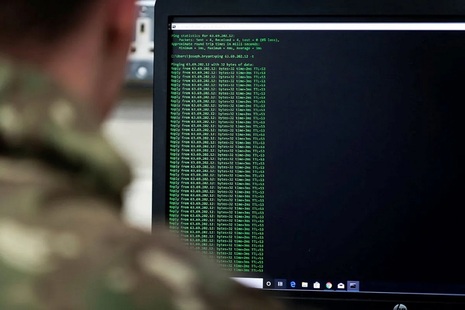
[0, 0, 286, 309]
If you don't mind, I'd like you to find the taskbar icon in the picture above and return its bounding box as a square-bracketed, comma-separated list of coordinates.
[263, 279, 287, 289]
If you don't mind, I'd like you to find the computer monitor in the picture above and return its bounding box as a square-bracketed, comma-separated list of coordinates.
[153, 0, 465, 308]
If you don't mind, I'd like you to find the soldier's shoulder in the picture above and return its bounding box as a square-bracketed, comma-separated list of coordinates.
[0, 58, 131, 203]
[0, 59, 287, 309]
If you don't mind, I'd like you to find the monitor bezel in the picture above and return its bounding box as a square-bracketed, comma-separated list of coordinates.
[153, 0, 465, 308]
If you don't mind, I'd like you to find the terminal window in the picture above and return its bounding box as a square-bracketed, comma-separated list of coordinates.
[167, 20, 465, 295]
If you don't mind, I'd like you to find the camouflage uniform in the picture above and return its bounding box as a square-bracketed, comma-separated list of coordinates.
[0, 58, 285, 310]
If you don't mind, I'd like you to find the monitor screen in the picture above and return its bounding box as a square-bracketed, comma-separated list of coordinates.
[153, 2, 465, 308]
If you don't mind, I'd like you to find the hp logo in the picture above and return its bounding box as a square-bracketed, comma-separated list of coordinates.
[393, 304, 407, 310]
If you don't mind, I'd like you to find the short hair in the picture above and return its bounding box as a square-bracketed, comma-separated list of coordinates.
[0, 0, 95, 47]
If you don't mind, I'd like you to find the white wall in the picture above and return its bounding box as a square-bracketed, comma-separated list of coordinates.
[103, 88, 153, 231]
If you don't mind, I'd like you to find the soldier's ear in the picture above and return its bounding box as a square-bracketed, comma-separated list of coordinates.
[90, 0, 136, 119]
[103, 0, 136, 52]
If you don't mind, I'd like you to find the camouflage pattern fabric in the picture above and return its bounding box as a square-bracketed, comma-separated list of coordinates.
[0, 58, 286, 309]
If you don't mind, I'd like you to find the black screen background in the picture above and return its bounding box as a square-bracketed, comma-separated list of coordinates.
[262, 30, 465, 286]
[168, 25, 465, 293]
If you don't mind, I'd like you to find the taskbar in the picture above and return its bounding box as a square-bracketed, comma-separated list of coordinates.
[233, 277, 465, 298]
[232, 277, 360, 292]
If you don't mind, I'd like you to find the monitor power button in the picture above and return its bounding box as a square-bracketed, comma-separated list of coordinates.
[393, 304, 407, 310]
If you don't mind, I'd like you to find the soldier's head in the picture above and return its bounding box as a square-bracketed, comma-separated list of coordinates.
[0, 0, 136, 119]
